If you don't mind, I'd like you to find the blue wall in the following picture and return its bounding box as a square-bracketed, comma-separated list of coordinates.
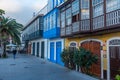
[43, 8, 59, 39]
[43, 0, 64, 39]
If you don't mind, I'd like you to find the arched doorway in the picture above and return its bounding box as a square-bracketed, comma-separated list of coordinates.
[69, 41, 77, 70]
[80, 40, 101, 77]
[107, 38, 120, 79]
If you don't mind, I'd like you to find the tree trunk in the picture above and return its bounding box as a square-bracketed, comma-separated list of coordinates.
[2, 42, 7, 57]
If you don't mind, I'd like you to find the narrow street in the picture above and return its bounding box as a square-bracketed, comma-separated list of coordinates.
[0, 53, 99, 80]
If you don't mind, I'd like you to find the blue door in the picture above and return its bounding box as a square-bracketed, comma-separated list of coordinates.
[50, 42, 54, 62]
[56, 41, 64, 66]
[32, 43, 35, 55]
[37, 42, 39, 57]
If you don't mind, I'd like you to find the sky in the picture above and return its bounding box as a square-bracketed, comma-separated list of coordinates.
[0, 0, 48, 26]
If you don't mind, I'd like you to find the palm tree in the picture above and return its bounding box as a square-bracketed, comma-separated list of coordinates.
[0, 16, 23, 57]
[0, 9, 5, 15]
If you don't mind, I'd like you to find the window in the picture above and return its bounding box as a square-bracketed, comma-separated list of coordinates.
[48, 16, 50, 30]
[72, 0, 79, 15]
[50, 14, 53, 29]
[44, 18, 46, 32]
[92, 0, 103, 17]
[66, 8, 72, 26]
[70, 42, 77, 47]
[109, 39, 120, 45]
[72, 0, 79, 22]
[61, 11, 65, 28]
[69, 42, 77, 51]
[53, 12, 56, 28]
[106, 0, 120, 13]
[81, 0, 89, 19]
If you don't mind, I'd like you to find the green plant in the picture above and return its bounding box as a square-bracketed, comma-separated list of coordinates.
[115, 69, 120, 80]
[73, 47, 98, 74]
[61, 47, 76, 69]
[0, 14, 23, 57]
[115, 75, 120, 80]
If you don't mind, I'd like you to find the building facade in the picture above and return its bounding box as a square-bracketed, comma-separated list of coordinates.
[59, 0, 120, 80]
[43, 0, 65, 65]
[22, 5, 48, 59]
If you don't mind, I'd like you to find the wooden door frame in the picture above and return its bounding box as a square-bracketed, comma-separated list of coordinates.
[107, 37, 120, 80]
[80, 39, 103, 79]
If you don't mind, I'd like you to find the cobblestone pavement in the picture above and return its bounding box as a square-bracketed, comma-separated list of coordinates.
[0, 53, 99, 80]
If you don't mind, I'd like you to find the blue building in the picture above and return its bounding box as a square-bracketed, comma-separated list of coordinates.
[44, 0, 64, 66]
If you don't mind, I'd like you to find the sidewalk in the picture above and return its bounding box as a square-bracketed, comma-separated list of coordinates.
[0, 54, 99, 80]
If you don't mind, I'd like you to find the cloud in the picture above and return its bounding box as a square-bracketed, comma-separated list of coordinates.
[0, 0, 22, 13]
[0, 0, 48, 25]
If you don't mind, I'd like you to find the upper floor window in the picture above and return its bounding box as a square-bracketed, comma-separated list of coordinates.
[44, 18, 47, 32]
[72, 0, 79, 22]
[92, 0, 103, 17]
[81, 0, 89, 19]
[61, 11, 65, 28]
[50, 15, 52, 29]
[66, 7, 72, 26]
[53, 12, 56, 28]
[72, 0, 79, 16]
[106, 0, 120, 13]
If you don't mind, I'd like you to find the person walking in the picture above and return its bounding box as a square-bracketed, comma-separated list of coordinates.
[13, 47, 17, 59]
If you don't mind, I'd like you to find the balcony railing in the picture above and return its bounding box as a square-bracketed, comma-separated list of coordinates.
[72, 21, 80, 33]
[93, 15, 104, 30]
[66, 25, 72, 35]
[28, 30, 43, 40]
[60, 9, 120, 37]
[106, 9, 120, 27]
[80, 19, 90, 31]
[61, 28, 65, 36]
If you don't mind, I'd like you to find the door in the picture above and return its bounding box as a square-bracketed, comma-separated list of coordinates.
[37, 42, 39, 57]
[81, 41, 101, 77]
[41, 41, 44, 58]
[32, 42, 35, 55]
[50, 42, 54, 62]
[109, 46, 120, 79]
[28, 44, 31, 54]
[56, 41, 64, 66]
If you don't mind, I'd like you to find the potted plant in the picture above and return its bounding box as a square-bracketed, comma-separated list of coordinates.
[61, 47, 76, 69]
[73, 47, 98, 74]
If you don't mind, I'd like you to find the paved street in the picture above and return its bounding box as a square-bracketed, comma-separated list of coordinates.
[0, 54, 99, 80]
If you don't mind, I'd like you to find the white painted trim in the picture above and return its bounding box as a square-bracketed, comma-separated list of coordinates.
[79, 39, 104, 79]
[49, 38, 64, 62]
[107, 37, 120, 80]
[31, 42, 33, 55]
[40, 39, 48, 60]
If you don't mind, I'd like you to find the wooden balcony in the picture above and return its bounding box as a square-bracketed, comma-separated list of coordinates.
[61, 28, 65, 36]
[80, 19, 90, 31]
[66, 25, 72, 35]
[72, 21, 80, 33]
[106, 9, 120, 27]
[60, 9, 120, 37]
[92, 15, 104, 30]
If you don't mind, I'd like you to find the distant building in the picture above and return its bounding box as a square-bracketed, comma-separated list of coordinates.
[22, 5, 48, 59]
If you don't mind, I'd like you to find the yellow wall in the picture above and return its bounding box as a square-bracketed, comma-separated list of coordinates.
[65, 32, 120, 70]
